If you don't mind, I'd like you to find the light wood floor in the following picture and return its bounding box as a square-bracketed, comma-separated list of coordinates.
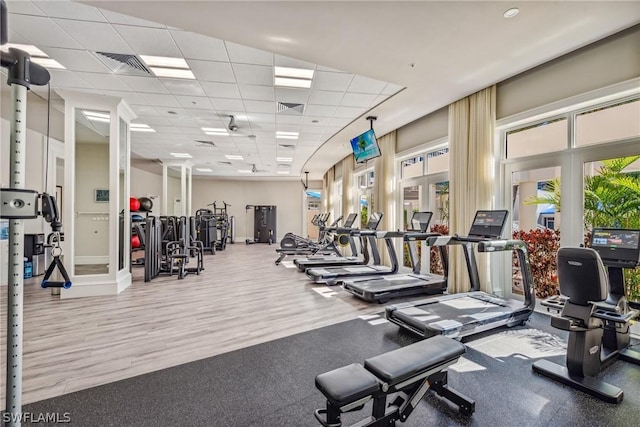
[0, 243, 383, 406]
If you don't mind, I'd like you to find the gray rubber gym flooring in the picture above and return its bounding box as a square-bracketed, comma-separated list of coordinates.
[22, 312, 640, 426]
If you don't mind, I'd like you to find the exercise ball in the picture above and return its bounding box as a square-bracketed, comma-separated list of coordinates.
[132, 214, 144, 222]
[138, 197, 153, 212]
[130, 197, 141, 212]
[131, 235, 141, 248]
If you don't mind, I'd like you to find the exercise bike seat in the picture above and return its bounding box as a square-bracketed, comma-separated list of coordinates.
[364, 336, 465, 386]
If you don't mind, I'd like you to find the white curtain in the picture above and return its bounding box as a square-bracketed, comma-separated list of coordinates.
[321, 172, 328, 214]
[373, 131, 397, 266]
[448, 85, 496, 293]
[326, 167, 335, 220]
[341, 155, 355, 220]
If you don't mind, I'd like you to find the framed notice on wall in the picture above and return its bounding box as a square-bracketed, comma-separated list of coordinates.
[94, 189, 110, 203]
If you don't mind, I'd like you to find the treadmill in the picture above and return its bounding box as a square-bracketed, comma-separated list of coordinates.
[294, 213, 378, 272]
[342, 211, 449, 303]
[306, 212, 407, 285]
[385, 210, 536, 339]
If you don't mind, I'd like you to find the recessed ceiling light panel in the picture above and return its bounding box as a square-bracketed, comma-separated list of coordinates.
[170, 152, 192, 158]
[274, 66, 314, 79]
[196, 168, 213, 172]
[140, 55, 189, 68]
[503, 8, 519, 18]
[225, 155, 244, 160]
[274, 76, 312, 88]
[150, 67, 195, 79]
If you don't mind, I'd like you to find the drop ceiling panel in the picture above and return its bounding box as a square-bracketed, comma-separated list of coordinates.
[232, 63, 273, 85]
[209, 98, 244, 111]
[10, 14, 82, 49]
[309, 90, 344, 106]
[36, 1, 107, 21]
[170, 30, 229, 61]
[329, 117, 353, 127]
[188, 60, 235, 83]
[48, 70, 93, 88]
[74, 72, 131, 91]
[5, 1, 45, 16]
[313, 71, 354, 92]
[7, 29, 29, 45]
[52, 19, 131, 52]
[275, 115, 304, 125]
[113, 25, 181, 57]
[160, 79, 206, 96]
[304, 105, 337, 117]
[138, 93, 180, 108]
[117, 75, 169, 94]
[201, 81, 241, 99]
[340, 93, 379, 108]
[131, 105, 163, 117]
[39, 47, 112, 73]
[347, 75, 388, 94]
[244, 100, 276, 114]
[174, 96, 213, 109]
[333, 106, 366, 118]
[99, 9, 166, 29]
[249, 113, 276, 124]
[238, 84, 275, 102]
[225, 41, 274, 66]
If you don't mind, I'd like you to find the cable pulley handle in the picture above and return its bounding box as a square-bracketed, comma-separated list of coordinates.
[41, 255, 72, 289]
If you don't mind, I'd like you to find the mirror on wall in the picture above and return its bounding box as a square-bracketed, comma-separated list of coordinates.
[73, 108, 110, 276]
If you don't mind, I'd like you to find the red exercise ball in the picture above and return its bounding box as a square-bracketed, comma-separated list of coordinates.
[131, 235, 141, 249]
[130, 197, 141, 212]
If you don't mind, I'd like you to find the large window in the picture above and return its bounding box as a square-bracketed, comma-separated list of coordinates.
[575, 98, 640, 147]
[426, 148, 449, 174]
[506, 118, 568, 159]
[401, 156, 424, 179]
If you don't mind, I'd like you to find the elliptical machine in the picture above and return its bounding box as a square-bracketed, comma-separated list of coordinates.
[533, 228, 640, 403]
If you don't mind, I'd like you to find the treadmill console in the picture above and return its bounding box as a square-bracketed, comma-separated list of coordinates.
[366, 212, 384, 230]
[408, 212, 433, 232]
[343, 213, 358, 228]
[467, 210, 509, 239]
[591, 228, 640, 267]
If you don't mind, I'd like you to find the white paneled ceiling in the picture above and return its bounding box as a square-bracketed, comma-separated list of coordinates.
[2, 0, 401, 177]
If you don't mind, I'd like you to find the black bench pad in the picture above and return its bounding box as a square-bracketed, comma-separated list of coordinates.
[315, 363, 380, 407]
[364, 336, 464, 385]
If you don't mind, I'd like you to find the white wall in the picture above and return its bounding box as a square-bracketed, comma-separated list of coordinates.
[191, 178, 304, 240]
[497, 24, 640, 119]
[130, 166, 162, 213]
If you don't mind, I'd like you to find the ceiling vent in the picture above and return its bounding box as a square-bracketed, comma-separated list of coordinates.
[95, 52, 151, 75]
[279, 144, 296, 149]
[277, 102, 304, 115]
[195, 140, 216, 147]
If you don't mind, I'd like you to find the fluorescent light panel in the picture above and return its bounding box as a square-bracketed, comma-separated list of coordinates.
[170, 152, 192, 158]
[274, 76, 312, 88]
[277, 157, 293, 162]
[274, 66, 314, 79]
[225, 155, 244, 160]
[31, 57, 66, 70]
[276, 131, 299, 140]
[202, 127, 229, 136]
[276, 171, 290, 175]
[140, 55, 189, 68]
[1, 43, 47, 57]
[196, 168, 213, 172]
[150, 67, 195, 79]
[83, 110, 110, 119]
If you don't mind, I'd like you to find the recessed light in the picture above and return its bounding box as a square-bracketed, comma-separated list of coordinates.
[196, 168, 213, 172]
[238, 169, 252, 173]
[130, 123, 156, 133]
[277, 171, 290, 175]
[277, 157, 293, 162]
[225, 155, 244, 160]
[150, 67, 195, 79]
[83, 110, 110, 119]
[140, 55, 189, 68]
[274, 76, 312, 89]
[503, 8, 519, 18]
[31, 57, 66, 70]
[274, 66, 314, 79]
[202, 127, 229, 136]
[170, 152, 192, 158]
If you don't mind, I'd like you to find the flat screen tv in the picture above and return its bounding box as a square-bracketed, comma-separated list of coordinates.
[350, 129, 381, 163]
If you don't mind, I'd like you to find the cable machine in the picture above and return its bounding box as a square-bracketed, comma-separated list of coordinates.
[1, 2, 71, 424]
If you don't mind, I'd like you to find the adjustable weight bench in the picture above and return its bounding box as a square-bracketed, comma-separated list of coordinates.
[314, 336, 474, 427]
